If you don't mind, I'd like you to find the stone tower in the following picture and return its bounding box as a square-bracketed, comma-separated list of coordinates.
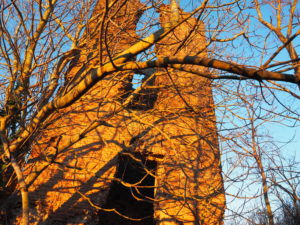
[16, 0, 225, 224]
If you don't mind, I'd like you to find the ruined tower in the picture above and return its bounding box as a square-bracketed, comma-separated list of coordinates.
[17, 0, 225, 224]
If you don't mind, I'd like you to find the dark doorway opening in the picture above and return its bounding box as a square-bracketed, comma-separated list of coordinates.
[99, 153, 156, 225]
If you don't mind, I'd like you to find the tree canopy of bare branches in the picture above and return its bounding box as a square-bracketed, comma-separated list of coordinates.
[0, 0, 299, 224]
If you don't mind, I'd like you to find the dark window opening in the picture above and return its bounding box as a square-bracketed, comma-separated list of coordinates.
[126, 73, 158, 111]
[99, 153, 157, 225]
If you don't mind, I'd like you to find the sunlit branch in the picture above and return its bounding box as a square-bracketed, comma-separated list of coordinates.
[120, 56, 297, 83]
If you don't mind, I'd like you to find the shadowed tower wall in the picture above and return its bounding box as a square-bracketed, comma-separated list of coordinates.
[15, 1, 225, 224]
[20, 0, 144, 224]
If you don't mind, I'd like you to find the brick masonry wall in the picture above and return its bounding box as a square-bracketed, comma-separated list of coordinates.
[15, 1, 225, 224]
